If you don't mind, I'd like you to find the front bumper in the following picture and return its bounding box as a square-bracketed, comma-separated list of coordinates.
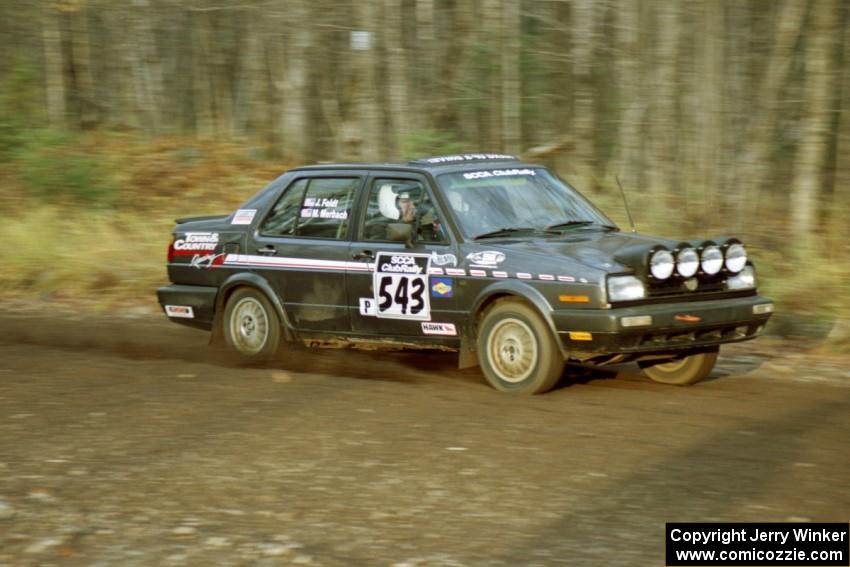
[552, 294, 774, 355]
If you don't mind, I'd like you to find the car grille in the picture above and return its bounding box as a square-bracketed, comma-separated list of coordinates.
[647, 277, 726, 298]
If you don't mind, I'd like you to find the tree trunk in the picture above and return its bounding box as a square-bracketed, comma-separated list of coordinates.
[233, 7, 264, 138]
[570, 0, 597, 182]
[739, 0, 809, 216]
[694, 2, 724, 218]
[130, 0, 164, 136]
[69, 5, 97, 129]
[191, 9, 215, 137]
[501, 0, 521, 154]
[791, 0, 839, 253]
[415, 0, 436, 130]
[385, 0, 409, 156]
[43, 3, 67, 129]
[645, 2, 680, 199]
[348, 1, 380, 161]
[827, 1, 850, 259]
[481, 0, 502, 149]
[722, 0, 751, 228]
[613, 0, 642, 187]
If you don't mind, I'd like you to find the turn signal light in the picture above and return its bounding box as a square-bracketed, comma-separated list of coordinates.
[559, 295, 590, 303]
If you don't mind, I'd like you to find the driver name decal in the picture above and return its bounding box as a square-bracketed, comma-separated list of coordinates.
[373, 252, 432, 321]
[300, 197, 349, 220]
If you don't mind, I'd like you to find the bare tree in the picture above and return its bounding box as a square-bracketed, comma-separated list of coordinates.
[613, 0, 642, 187]
[501, 0, 521, 154]
[69, 3, 96, 128]
[645, 2, 681, 199]
[385, 0, 410, 155]
[738, 0, 809, 215]
[570, 0, 597, 181]
[43, 2, 67, 129]
[791, 0, 840, 252]
[349, 2, 381, 161]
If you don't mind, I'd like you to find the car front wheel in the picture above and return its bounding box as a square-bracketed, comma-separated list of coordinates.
[477, 299, 565, 394]
[222, 287, 281, 362]
[638, 349, 718, 385]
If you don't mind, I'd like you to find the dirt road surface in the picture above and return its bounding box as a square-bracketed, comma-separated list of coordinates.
[1, 312, 848, 566]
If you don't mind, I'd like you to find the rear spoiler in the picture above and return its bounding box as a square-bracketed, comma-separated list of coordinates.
[175, 214, 230, 224]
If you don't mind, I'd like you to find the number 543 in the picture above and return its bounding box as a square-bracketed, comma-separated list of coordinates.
[377, 275, 427, 318]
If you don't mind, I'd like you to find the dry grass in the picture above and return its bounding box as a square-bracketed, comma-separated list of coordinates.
[0, 132, 292, 310]
[0, 133, 847, 346]
[0, 207, 171, 308]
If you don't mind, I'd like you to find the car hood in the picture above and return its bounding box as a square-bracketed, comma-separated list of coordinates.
[462, 230, 676, 278]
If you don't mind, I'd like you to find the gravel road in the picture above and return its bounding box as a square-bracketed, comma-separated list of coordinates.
[0, 313, 848, 566]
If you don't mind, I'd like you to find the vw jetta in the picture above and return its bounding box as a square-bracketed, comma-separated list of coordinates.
[158, 154, 774, 394]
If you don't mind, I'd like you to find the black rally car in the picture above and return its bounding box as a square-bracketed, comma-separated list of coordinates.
[158, 154, 774, 394]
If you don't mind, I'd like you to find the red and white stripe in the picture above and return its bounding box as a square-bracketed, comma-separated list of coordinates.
[224, 254, 373, 272]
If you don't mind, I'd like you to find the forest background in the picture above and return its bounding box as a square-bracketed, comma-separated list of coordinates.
[0, 0, 847, 345]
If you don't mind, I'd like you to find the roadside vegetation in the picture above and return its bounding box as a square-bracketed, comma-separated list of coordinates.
[0, 129, 286, 310]
[0, 127, 847, 350]
[0, 1, 848, 349]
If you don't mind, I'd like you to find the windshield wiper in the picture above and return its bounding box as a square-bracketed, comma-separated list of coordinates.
[473, 227, 556, 240]
[545, 220, 618, 232]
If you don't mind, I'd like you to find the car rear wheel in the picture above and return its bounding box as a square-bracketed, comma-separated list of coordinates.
[477, 299, 565, 394]
[222, 288, 281, 361]
[638, 348, 718, 385]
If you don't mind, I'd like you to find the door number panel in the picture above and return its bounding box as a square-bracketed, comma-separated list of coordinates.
[373, 252, 432, 320]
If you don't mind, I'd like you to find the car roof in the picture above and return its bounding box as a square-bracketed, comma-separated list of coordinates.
[288, 154, 540, 175]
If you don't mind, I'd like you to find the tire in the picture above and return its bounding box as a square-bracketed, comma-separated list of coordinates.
[477, 299, 565, 394]
[221, 287, 281, 362]
[638, 348, 718, 385]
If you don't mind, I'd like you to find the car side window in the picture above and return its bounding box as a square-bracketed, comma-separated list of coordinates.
[260, 177, 358, 240]
[260, 178, 307, 237]
[362, 179, 448, 243]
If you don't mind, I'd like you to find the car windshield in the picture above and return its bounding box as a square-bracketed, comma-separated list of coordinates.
[436, 168, 616, 239]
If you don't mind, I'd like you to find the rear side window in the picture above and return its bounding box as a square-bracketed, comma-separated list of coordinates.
[260, 179, 306, 236]
[260, 177, 358, 240]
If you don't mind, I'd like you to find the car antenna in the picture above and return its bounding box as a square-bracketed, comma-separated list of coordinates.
[616, 175, 637, 233]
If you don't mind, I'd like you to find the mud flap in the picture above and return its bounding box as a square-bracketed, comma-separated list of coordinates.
[458, 334, 479, 369]
[208, 310, 226, 347]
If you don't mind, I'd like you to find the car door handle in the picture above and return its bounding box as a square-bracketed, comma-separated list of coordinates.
[257, 245, 276, 256]
[351, 249, 374, 260]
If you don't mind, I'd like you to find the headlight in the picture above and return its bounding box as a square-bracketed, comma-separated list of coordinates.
[676, 247, 699, 278]
[724, 243, 747, 273]
[607, 275, 646, 302]
[700, 245, 723, 275]
[725, 265, 756, 290]
[649, 249, 674, 280]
